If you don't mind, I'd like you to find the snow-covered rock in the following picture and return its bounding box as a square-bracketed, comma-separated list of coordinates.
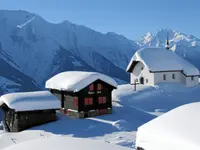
[46, 71, 117, 92]
[0, 91, 60, 111]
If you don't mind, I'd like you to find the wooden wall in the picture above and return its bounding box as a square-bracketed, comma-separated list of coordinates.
[2, 108, 57, 132]
[50, 79, 115, 117]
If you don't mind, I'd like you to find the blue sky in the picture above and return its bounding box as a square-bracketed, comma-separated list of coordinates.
[0, 0, 200, 40]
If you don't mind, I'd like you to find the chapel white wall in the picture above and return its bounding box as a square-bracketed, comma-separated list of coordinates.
[185, 76, 199, 87]
[130, 61, 199, 87]
[154, 72, 181, 85]
[131, 62, 154, 85]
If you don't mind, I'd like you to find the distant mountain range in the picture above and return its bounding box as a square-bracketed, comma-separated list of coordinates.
[0, 10, 199, 94]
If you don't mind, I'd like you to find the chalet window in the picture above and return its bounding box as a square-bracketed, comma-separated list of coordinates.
[191, 76, 194, 81]
[89, 84, 94, 91]
[146, 79, 148, 83]
[163, 74, 166, 80]
[74, 97, 78, 107]
[97, 83, 102, 91]
[141, 67, 144, 70]
[172, 74, 175, 79]
[135, 79, 138, 83]
[84, 98, 93, 106]
[103, 97, 107, 104]
[98, 97, 107, 104]
[98, 97, 102, 104]
[88, 98, 93, 105]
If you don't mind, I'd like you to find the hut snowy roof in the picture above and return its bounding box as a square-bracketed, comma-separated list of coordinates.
[0, 91, 60, 111]
[45, 71, 117, 92]
[136, 102, 200, 150]
[126, 48, 200, 76]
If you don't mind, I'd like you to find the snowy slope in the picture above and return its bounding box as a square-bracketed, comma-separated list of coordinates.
[1, 83, 200, 150]
[113, 83, 200, 112]
[136, 102, 200, 150]
[0, 57, 39, 95]
[0, 10, 137, 88]
[3, 136, 132, 150]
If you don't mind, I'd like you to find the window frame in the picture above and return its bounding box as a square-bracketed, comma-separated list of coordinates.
[172, 74, 175, 79]
[74, 97, 78, 107]
[163, 74, 166, 80]
[84, 98, 93, 106]
[98, 96, 107, 104]
[97, 83, 102, 91]
[89, 84, 94, 91]
[191, 76, 194, 81]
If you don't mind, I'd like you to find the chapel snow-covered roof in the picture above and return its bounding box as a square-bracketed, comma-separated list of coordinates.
[45, 71, 117, 92]
[0, 91, 60, 111]
[126, 48, 200, 76]
[136, 102, 200, 150]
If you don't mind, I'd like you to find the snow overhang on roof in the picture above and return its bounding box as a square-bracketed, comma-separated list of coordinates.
[45, 71, 118, 92]
[0, 91, 60, 111]
[136, 102, 200, 150]
[126, 48, 200, 76]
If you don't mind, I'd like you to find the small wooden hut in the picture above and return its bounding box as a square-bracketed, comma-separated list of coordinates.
[0, 91, 60, 132]
[46, 71, 117, 118]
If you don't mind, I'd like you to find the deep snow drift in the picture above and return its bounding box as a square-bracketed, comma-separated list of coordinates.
[0, 83, 200, 150]
[136, 102, 200, 150]
[3, 136, 131, 150]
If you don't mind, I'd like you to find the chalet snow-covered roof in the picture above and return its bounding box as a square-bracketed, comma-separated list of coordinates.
[45, 71, 117, 92]
[0, 91, 60, 111]
[136, 102, 200, 150]
[126, 48, 200, 76]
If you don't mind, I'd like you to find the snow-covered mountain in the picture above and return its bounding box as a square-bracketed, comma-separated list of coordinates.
[0, 10, 200, 94]
[138, 29, 200, 70]
[0, 10, 139, 93]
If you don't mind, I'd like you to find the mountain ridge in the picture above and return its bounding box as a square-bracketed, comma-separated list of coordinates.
[0, 10, 199, 94]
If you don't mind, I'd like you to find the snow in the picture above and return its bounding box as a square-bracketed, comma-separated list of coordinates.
[72, 60, 83, 67]
[0, 91, 60, 111]
[46, 71, 117, 92]
[17, 16, 36, 28]
[1, 83, 200, 150]
[3, 136, 131, 150]
[136, 102, 200, 150]
[126, 47, 200, 76]
[0, 77, 21, 94]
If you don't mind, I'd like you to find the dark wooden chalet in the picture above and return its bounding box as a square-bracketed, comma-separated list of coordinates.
[46, 71, 117, 119]
[0, 91, 60, 132]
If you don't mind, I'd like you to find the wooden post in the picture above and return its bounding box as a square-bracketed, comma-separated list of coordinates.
[134, 80, 136, 91]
